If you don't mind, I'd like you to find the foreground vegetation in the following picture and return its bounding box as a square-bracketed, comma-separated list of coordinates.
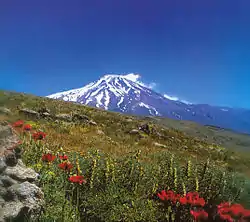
[1, 90, 250, 221]
[11, 120, 250, 221]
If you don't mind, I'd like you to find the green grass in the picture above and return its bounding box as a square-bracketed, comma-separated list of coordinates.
[1, 90, 250, 221]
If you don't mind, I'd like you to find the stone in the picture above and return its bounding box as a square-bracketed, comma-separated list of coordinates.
[1, 182, 44, 221]
[55, 113, 72, 122]
[4, 151, 17, 167]
[96, 129, 105, 135]
[138, 123, 151, 135]
[88, 120, 97, 126]
[0, 157, 7, 174]
[0, 121, 44, 222]
[40, 112, 51, 118]
[4, 160, 38, 182]
[0, 122, 19, 156]
[72, 113, 90, 122]
[0, 107, 11, 115]
[153, 142, 167, 148]
[1, 201, 24, 221]
[0, 175, 18, 187]
[0, 186, 7, 197]
[129, 129, 140, 135]
[8, 181, 43, 200]
[126, 118, 133, 122]
[19, 108, 39, 119]
[37, 107, 50, 114]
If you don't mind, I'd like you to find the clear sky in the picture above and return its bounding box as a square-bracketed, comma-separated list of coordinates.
[1, 0, 250, 108]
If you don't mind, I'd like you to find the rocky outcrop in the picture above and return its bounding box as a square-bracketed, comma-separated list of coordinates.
[0, 107, 11, 115]
[0, 121, 44, 222]
[19, 108, 40, 119]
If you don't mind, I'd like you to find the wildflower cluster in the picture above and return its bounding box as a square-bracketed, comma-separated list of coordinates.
[10, 119, 250, 222]
[12, 120, 46, 141]
[157, 189, 250, 221]
[217, 202, 250, 221]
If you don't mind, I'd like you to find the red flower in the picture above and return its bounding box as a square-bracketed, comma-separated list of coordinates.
[190, 209, 208, 221]
[32, 131, 46, 140]
[179, 192, 206, 206]
[58, 162, 73, 171]
[230, 204, 245, 217]
[217, 202, 234, 222]
[173, 194, 181, 204]
[59, 155, 68, 160]
[23, 124, 32, 131]
[42, 153, 56, 162]
[243, 209, 250, 219]
[219, 214, 233, 222]
[193, 197, 206, 207]
[179, 196, 188, 205]
[157, 190, 175, 202]
[12, 120, 24, 127]
[68, 175, 86, 184]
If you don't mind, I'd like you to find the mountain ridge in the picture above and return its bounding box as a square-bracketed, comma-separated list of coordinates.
[47, 74, 250, 134]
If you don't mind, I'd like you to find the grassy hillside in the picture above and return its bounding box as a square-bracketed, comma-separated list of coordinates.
[1, 90, 250, 221]
[1, 90, 250, 174]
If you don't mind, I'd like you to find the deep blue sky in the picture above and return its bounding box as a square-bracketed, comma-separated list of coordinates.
[1, 0, 250, 108]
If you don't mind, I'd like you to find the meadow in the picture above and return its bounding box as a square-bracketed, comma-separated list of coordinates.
[1, 90, 250, 221]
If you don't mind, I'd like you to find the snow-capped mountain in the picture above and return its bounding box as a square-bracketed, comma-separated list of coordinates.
[47, 74, 250, 134]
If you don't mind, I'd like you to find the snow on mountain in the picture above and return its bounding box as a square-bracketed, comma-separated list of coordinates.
[47, 73, 250, 134]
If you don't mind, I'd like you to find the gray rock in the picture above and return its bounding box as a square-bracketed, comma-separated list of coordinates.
[129, 129, 140, 135]
[4, 151, 17, 167]
[126, 118, 133, 122]
[2, 182, 44, 221]
[88, 120, 97, 126]
[8, 181, 43, 200]
[4, 160, 38, 182]
[0, 122, 19, 156]
[38, 107, 50, 114]
[96, 129, 105, 135]
[0, 107, 11, 115]
[153, 142, 167, 148]
[138, 123, 150, 135]
[0, 157, 7, 173]
[19, 108, 39, 119]
[72, 113, 90, 122]
[0, 186, 7, 197]
[0, 175, 18, 187]
[55, 113, 72, 122]
[1, 201, 24, 221]
[40, 112, 51, 118]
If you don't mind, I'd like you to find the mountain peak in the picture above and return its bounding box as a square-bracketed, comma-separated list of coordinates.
[103, 73, 141, 82]
[47, 73, 250, 134]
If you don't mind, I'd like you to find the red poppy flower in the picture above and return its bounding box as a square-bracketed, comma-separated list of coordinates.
[219, 214, 233, 222]
[12, 120, 24, 127]
[230, 204, 245, 217]
[58, 162, 73, 171]
[42, 153, 56, 162]
[190, 209, 208, 221]
[243, 209, 250, 219]
[179, 192, 206, 206]
[68, 175, 86, 184]
[157, 190, 175, 202]
[179, 196, 187, 205]
[217, 202, 233, 222]
[218, 202, 231, 210]
[59, 155, 68, 160]
[192, 197, 206, 207]
[173, 194, 181, 204]
[32, 131, 46, 140]
[23, 124, 32, 131]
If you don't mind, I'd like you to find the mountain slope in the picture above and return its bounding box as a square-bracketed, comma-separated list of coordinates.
[47, 74, 250, 134]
